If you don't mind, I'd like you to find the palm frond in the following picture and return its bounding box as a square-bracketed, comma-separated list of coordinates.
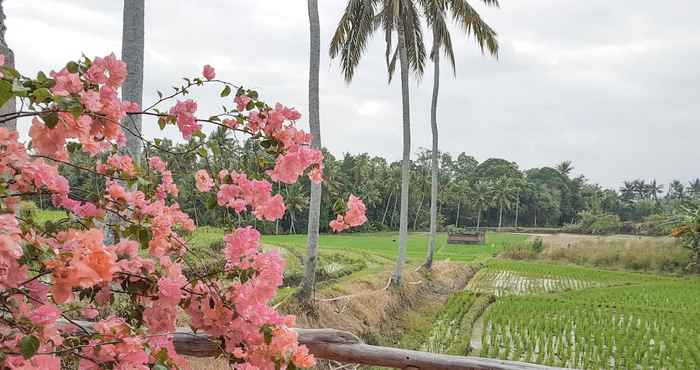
[402, 0, 427, 78]
[330, 0, 382, 82]
[449, 0, 499, 58]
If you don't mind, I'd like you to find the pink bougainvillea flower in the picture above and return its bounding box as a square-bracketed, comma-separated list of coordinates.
[202, 64, 216, 80]
[195, 169, 214, 192]
[329, 195, 367, 232]
[235, 95, 252, 111]
[169, 99, 200, 139]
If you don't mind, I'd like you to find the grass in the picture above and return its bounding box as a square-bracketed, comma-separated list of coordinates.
[535, 233, 689, 274]
[262, 231, 526, 263]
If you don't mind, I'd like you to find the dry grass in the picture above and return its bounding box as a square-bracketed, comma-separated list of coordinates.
[532, 233, 689, 273]
[187, 262, 473, 369]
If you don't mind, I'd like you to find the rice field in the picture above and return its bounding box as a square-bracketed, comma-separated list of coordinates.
[466, 260, 656, 297]
[476, 261, 700, 369]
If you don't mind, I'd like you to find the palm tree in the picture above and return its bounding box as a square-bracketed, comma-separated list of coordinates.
[331, 0, 426, 287]
[556, 161, 574, 176]
[620, 181, 636, 202]
[299, 0, 322, 304]
[421, 0, 499, 270]
[284, 184, 309, 234]
[647, 179, 663, 202]
[121, 0, 145, 163]
[668, 180, 686, 200]
[471, 181, 492, 230]
[0, 0, 15, 131]
[493, 177, 516, 229]
[689, 179, 700, 199]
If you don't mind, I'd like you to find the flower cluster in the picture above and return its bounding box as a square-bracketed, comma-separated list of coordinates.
[28, 53, 138, 161]
[330, 195, 368, 232]
[0, 56, 366, 369]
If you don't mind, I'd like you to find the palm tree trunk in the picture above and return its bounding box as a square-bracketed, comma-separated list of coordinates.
[498, 203, 503, 230]
[413, 191, 425, 231]
[534, 208, 537, 227]
[381, 189, 394, 226]
[424, 29, 440, 270]
[514, 193, 519, 228]
[392, 18, 412, 287]
[106, 0, 144, 245]
[121, 0, 144, 163]
[299, 0, 322, 304]
[390, 186, 399, 228]
[476, 207, 481, 229]
[0, 0, 15, 131]
[455, 199, 461, 228]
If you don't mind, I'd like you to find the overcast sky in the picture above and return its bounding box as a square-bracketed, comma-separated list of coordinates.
[5, 0, 699, 189]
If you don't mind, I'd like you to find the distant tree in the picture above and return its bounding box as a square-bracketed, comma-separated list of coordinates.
[620, 181, 637, 202]
[556, 160, 574, 176]
[668, 180, 686, 200]
[647, 179, 663, 202]
[492, 177, 516, 229]
[471, 181, 492, 229]
[688, 179, 700, 199]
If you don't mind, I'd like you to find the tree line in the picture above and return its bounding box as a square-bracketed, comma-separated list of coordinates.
[53, 141, 699, 237]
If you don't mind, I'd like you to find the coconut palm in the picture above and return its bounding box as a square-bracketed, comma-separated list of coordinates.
[689, 179, 700, 199]
[331, 0, 427, 286]
[121, 0, 145, 163]
[0, 0, 15, 131]
[556, 160, 574, 176]
[471, 181, 493, 230]
[421, 0, 499, 270]
[493, 177, 516, 229]
[299, 0, 322, 304]
[668, 180, 686, 200]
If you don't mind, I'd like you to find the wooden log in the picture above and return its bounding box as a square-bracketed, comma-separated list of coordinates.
[58, 320, 567, 370]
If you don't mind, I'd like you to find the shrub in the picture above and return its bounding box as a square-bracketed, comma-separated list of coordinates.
[564, 211, 622, 235]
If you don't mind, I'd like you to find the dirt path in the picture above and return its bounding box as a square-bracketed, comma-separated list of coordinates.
[469, 302, 493, 355]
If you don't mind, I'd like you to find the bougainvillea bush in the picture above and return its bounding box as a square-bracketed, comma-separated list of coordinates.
[0, 54, 365, 369]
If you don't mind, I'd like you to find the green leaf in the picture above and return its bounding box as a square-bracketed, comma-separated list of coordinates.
[220, 85, 231, 97]
[41, 112, 59, 129]
[32, 87, 51, 102]
[69, 104, 84, 118]
[158, 117, 167, 130]
[11, 79, 30, 96]
[260, 325, 273, 345]
[206, 194, 218, 209]
[66, 61, 79, 73]
[19, 335, 40, 359]
[197, 147, 208, 158]
[157, 90, 163, 99]
[0, 80, 13, 107]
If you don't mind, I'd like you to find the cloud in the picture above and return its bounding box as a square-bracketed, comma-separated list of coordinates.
[4, 0, 699, 188]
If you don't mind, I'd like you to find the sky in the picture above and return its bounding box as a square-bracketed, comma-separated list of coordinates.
[4, 0, 699, 189]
